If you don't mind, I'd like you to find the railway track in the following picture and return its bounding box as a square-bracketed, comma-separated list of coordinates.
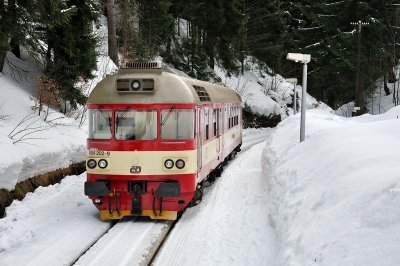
[70, 188, 214, 266]
[72, 217, 173, 266]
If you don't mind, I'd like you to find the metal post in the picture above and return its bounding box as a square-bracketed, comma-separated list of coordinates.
[286, 53, 310, 142]
[293, 82, 297, 115]
[300, 63, 308, 142]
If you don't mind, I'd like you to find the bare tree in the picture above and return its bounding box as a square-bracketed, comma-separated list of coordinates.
[30, 76, 60, 121]
[8, 113, 50, 144]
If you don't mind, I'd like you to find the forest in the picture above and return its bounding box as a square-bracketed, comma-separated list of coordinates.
[1, 0, 400, 114]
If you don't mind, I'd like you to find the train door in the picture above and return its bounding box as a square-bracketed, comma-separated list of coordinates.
[213, 108, 218, 153]
[222, 106, 227, 156]
[197, 106, 202, 172]
[215, 107, 222, 153]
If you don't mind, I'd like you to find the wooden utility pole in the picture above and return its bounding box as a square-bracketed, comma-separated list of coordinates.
[350, 21, 369, 115]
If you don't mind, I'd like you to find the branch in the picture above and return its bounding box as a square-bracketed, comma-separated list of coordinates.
[8, 112, 51, 144]
[4, 57, 30, 83]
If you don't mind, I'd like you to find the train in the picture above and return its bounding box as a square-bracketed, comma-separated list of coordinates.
[84, 62, 242, 221]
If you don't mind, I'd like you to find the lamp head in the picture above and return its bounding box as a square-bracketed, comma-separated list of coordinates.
[286, 53, 311, 63]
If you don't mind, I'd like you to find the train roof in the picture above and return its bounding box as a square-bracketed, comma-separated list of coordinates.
[87, 62, 241, 105]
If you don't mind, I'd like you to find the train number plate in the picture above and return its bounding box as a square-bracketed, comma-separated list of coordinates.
[88, 150, 110, 156]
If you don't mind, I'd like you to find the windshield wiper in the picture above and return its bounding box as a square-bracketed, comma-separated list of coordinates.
[98, 107, 112, 131]
[115, 106, 131, 133]
[161, 106, 175, 126]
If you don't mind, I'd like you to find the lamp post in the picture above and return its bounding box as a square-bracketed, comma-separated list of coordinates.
[286, 53, 311, 142]
[350, 21, 369, 115]
[286, 78, 298, 114]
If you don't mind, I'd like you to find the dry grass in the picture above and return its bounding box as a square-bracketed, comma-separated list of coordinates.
[0, 162, 85, 218]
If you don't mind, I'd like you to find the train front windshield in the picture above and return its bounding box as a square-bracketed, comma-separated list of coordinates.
[115, 110, 157, 140]
[88, 108, 112, 139]
[161, 109, 194, 139]
[88, 108, 195, 140]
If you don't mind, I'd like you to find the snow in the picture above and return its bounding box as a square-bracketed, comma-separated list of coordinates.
[263, 108, 400, 265]
[0, 53, 88, 190]
[1, 14, 400, 266]
[153, 130, 278, 266]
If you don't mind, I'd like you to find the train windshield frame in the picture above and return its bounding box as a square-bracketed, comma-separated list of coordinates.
[114, 109, 157, 140]
[160, 108, 195, 139]
[88, 108, 112, 139]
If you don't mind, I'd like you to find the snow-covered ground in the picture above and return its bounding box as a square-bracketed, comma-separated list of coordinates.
[153, 130, 278, 266]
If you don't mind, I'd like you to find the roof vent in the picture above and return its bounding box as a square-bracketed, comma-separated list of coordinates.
[123, 62, 161, 69]
[193, 85, 211, 102]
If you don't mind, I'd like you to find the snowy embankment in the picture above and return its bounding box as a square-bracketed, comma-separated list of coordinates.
[214, 58, 332, 120]
[0, 47, 114, 191]
[262, 107, 400, 265]
[0, 70, 87, 190]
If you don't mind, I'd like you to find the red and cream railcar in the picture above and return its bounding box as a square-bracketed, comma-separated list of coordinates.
[84, 62, 242, 221]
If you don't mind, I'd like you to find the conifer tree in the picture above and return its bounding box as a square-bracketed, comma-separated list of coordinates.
[116, 0, 139, 63]
[218, 0, 244, 74]
[43, 0, 101, 111]
[286, 0, 395, 111]
[167, 0, 245, 77]
[241, 0, 287, 75]
[135, 0, 174, 60]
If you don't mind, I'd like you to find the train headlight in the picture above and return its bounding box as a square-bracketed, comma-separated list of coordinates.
[131, 80, 141, 90]
[164, 159, 174, 169]
[98, 159, 108, 169]
[87, 159, 97, 169]
[175, 159, 185, 169]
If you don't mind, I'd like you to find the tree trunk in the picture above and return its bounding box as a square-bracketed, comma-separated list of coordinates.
[0, 52, 6, 72]
[10, 38, 20, 58]
[106, 0, 119, 67]
[9, 0, 20, 58]
[0, 0, 6, 72]
[44, 39, 52, 75]
[383, 73, 391, 95]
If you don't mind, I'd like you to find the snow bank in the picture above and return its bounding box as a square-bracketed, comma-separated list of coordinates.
[0, 55, 88, 190]
[262, 107, 400, 265]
